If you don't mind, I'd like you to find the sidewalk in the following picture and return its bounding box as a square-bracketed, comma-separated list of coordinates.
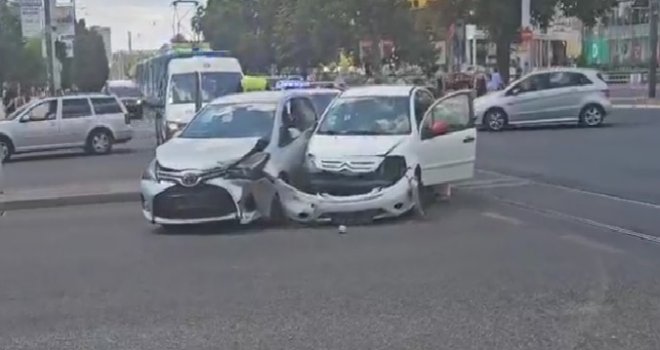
[612, 97, 660, 109]
[0, 180, 139, 211]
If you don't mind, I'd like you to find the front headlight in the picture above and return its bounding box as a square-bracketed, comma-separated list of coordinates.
[226, 152, 270, 179]
[141, 159, 158, 181]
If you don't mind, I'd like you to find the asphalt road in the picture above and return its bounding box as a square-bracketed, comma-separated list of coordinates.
[1, 193, 660, 349]
[2, 108, 658, 198]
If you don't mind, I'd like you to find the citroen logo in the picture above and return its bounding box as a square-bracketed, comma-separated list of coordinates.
[180, 171, 201, 187]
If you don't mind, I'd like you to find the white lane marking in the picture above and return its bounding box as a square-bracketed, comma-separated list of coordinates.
[560, 234, 625, 255]
[485, 193, 660, 245]
[482, 211, 523, 226]
[477, 169, 660, 211]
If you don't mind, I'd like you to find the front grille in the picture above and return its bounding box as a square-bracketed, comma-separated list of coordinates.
[309, 172, 394, 196]
[153, 184, 237, 220]
[319, 160, 378, 173]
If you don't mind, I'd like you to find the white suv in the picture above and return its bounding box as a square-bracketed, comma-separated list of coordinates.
[0, 94, 133, 162]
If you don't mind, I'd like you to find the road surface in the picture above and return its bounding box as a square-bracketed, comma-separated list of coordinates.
[1, 192, 660, 349]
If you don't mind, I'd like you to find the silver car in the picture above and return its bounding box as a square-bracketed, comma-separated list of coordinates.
[474, 68, 612, 131]
[140, 90, 319, 227]
[0, 94, 134, 162]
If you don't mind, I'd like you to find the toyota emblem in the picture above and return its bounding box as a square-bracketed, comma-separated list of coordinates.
[180, 172, 201, 187]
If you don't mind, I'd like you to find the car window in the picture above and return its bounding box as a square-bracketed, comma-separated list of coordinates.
[62, 99, 92, 119]
[414, 90, 434, 127]
[423, 93, 471, 135]
[317, 96, 411, 136]
[26, 100, 57, 121]
[515, 73, 550, 93]
[290, 98, 317, 131]
[548, 72, 592, 89]
[179, 102, 276, 139]
[308, 92, 338, 115]
[91, 98, 123, 115]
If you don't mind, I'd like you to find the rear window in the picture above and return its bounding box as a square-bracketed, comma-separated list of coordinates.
[91, 97, 123, 115]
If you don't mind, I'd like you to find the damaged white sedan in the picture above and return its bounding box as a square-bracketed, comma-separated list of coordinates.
[140, 91, 320, 227]
[278, 86, 478, 224]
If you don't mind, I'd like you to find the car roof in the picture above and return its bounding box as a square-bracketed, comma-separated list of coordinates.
[209, 90, 311, 105]
[532, 67, 601, 76]
[60, 93, 115, 99]
[297, 88, 341, 95]
[340, 85, 415, 98]
[106, 80, 137, 87]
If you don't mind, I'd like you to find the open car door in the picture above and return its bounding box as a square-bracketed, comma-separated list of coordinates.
[416, 90, 477, 186]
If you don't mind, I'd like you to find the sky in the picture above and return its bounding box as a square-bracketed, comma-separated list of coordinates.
[75, 0, 206, 52]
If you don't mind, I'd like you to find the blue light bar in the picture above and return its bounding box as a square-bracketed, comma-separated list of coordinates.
[275, 80, 311, 90]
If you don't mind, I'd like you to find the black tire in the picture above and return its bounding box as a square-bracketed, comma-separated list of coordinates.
[414, 168, 429, 218]
[86, 129, 113, 155]
[268, 194, 288, 225]
[0, 136, 13, 163]
[483, 108, 508, 131]
[579, 104, 605, 127]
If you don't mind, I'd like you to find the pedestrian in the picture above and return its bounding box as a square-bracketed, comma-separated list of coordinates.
[490, 68, 504, 90]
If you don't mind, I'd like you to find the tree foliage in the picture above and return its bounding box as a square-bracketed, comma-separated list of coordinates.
[0, 0, 46, 87]
[199, 0, 616, 76]
[72, 20, 109, 92]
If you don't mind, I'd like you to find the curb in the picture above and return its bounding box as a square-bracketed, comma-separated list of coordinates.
[613, 104, 660, 109]
[0, 191, 140, 211]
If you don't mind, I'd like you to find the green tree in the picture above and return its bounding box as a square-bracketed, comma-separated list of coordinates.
[0, 0, 25, 85]
[72, 19, 109, 92]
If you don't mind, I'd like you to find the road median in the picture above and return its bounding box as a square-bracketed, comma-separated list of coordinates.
[0, 181, 139, 211]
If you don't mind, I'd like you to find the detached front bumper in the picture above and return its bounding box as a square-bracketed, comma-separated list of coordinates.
[275, 169, 420, 223]
[140, 177, 264, 225]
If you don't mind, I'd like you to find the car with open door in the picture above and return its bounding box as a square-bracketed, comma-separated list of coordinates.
[140, 90, 319, 228]
[273, 85, 477, 224]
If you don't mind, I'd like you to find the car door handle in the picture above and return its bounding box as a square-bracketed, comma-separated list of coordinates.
[463, 136, 476, 143]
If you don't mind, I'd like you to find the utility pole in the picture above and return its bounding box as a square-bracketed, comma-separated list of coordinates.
[649, 0, 659, 98]
[649, 0, 658, 98]
[43, 0, 56, 94]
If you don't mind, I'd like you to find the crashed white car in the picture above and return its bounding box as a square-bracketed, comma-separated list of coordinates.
[276, 86, 478, 223]
[140, 91, 320, 227]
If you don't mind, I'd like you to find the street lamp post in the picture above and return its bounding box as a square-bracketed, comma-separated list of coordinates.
[649, 0, 658, 98]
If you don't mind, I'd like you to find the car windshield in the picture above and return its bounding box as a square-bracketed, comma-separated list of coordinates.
[309, 92, 339, 115]
[108, 86, 141, 98]
[169, 72, 243, 105]
[317, 96, 411, 135]
[4, 101, 33, 120]
[179, 102, 276, 139]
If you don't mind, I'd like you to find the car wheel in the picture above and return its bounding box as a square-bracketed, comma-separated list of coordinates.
[0, 137, 12, 163]
[414, 169, 432, 218]
[484, 108, 507, 131]
[580, 104, 605, 127]
[87, 130, 113, 155]
[268, 194, 288, 225]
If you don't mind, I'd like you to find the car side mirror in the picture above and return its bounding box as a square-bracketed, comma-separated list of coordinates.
[430, 121, 449, 136]
[19, 115, 30, 123]
[506, 88, 519, 96]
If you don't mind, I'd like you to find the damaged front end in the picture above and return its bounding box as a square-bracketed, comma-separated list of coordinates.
[272, 156, 422, 224]
[141, 150, 278, 226]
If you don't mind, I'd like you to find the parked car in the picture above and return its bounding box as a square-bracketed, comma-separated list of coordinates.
[103, 80, 144, 119]
[275, 85, 478, 223]
[140, 90, 320, 228]
[474, 68, 612, 131]
[0, 94, 133, 162]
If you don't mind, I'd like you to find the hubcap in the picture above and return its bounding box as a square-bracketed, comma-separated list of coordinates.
[93, 134, 109, 152]
[583, 108, 602, 125]
[488, 112, 505, 130]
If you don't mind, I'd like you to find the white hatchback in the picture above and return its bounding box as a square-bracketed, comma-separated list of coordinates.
[475, 68, 612, 131]
[276, 85, 478, 223]
[0, 94, 133, 162]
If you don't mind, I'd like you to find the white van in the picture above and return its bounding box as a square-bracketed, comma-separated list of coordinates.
[160, 56, 243, 143]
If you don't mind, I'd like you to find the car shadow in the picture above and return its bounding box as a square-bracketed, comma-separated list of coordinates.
[481, 123, 615, 133]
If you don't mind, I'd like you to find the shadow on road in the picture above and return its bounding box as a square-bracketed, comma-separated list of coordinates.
[483, 123, 616, 133]
[8, 148, 136, 163]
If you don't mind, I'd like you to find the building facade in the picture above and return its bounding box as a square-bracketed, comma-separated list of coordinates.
[587, 0, 653, 67]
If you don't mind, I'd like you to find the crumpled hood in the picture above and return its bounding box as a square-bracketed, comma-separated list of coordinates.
[308, 135, 407, 157]
[156, 137, 260, 170]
